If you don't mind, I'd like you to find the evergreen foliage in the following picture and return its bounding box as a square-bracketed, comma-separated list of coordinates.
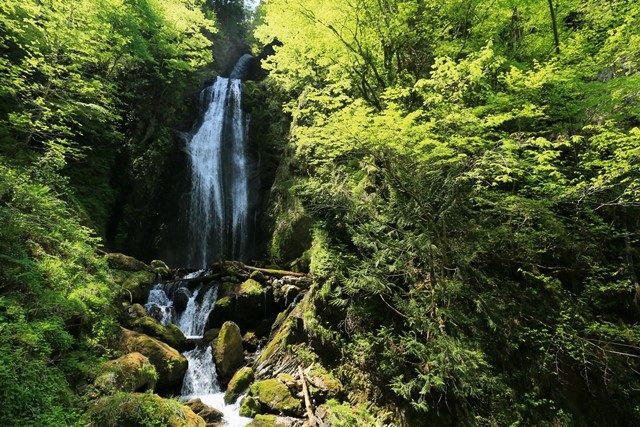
[257, 0, 640, 423]
[0, 0, 216, 424]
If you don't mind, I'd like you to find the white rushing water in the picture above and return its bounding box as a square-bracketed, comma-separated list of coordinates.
[145, 277, 250, 426]
[182, 345, 251, 426]
[187, 74, 250, 268]
[145, 283, 174, 326]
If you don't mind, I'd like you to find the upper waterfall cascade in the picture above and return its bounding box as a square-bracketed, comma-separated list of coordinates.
[187, 56, 256, 268]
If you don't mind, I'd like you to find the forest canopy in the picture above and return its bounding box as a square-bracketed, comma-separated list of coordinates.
[0, 0, 639, 425]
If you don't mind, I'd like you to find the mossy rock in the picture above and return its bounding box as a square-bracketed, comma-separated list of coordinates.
[150, 259, 171, 276]
[249, 270, 267, 283]
[249, 379, 302, 416]
[94, 352, 157, 394]
[215, 296, 232, 309]
[214, 321, 244, 381]
[106, 253, 150, 272]
[248, 414, 287, 427]
[219, 278, 264, 298]
[238, 278, 263, 296]
[258, 315, 305, 366]
[125, 303, 148, 319]
[307, 364, 343, 400]
[239, 395, 260, 418]
[242, 331, 259, 352]
[185, 398, 223, 423]
[225, 367, 255, 404]
[119, 328, 188, 393]
[113, 269, 156, 303]
[130, 315, 187, 351]
[86, 392, 205, 427]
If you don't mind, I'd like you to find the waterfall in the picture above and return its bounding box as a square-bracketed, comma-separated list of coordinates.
[145, 273, 250, 426]
[187, 61, 253, 268]
[181, 345, 219, 396]
[177, 285, 218, 338]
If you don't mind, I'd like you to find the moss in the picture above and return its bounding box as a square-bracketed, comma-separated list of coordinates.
[239, 395, 260, 418]
[239, 278, 264, 296]
[86, 392, 205, 427]
[213, 321, 244, 380]
[215, 296, 232, 309]
[225, 367, 255, 404]
[249, 270, 267, 283]
[249, 379, 301, 416]
[149, 259, 170, 276]
[94, 352, 157, 394]
[106, 253, 150, 272]
[322, 399, 383, 427]
[308, 364, 343, 399]
[119, 328, 187, 392]
[112, 269, 156, 303]
[242, 331, 259, 352]
[130, 316, 187, 350]
[248, 414, 287, 427]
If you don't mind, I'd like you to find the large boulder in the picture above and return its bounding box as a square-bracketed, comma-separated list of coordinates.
[214, 321, 244, 382]
[86, 392, 205, 427]
[112, 269, 156, 303]
[207, 279, 276, 333]
[129, 315, 188, 351]
[225, 367, 255, 404]
[185, 398, 223, 424]
[93, 352, 157, 394]
[150, 259, 171, 277]
[106, 253, 150, 272]
[119, 328, 188, 394]
[174, 287, 191, 312]
[248, 379, 302, 417]
[239, 395, 261, 418]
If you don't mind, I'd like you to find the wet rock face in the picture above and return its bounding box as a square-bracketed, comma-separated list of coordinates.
[213, 321, 244, 382]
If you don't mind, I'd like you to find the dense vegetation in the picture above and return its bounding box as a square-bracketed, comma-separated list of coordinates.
[0, 0, 215, 424]
[256, 0, 640, 424]
[0, 0, 639, 425]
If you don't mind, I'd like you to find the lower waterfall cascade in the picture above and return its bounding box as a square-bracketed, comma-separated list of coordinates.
[145, 270, 251, 426]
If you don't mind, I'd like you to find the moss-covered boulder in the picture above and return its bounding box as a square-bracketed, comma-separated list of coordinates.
[242, 331, 259, 352]
[249, 379, 302, 416]
[248, 414, 287, 427]
[86, 392, 205, 427]
[93, 352, 157, 395]
[225, 367, 255, 404]
[239, 395, 260, 418]
[106, 253, 150, 272]
[113, 269, 156, 303]
[125, 303, 148, 320]
[185, 398, 223, 424]
[130, 315, 188, 351]
[206, 278, 277, 333]
[119, 328, 188, 393]
[214, 321, 244, 381]
[307, 364, 343, 401]
[150, 259, 171, 277]
[249, 269, 267, 283]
